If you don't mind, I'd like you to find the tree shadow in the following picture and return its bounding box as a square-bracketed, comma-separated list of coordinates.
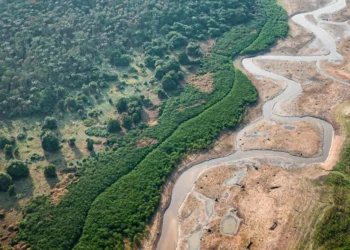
[71, 146, 83, 159]
[0, 175, 34, 213]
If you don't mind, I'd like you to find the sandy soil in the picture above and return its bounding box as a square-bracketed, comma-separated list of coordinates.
[320, 0, 350, 22]
[239, 119, 323, 157]
[279, 0, 331, 15]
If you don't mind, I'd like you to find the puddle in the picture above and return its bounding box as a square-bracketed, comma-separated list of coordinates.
[284, 125, 296, 130]
[187, 230, 202, 250]
[205, 199, 215, 218]
[220, 210, 242, 235]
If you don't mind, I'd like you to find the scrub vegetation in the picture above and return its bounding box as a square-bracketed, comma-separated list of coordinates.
[0, 0, 289, 249]
[314, 105, 350, 250]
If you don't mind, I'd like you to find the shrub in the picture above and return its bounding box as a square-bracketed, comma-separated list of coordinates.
[68, 137, 76, 147]
[122, 114, 132, 130]
[4, 144, 14, 157]
[42, 116, 58, 130]
[107, 119, 121, 133]
[0, 173, 12, 192]
[86, 138, 94, 151]
[116, 98, 128, 113]
[41, 131, 60, 152]
[44, 164, 57, 178]
[0, 135, 11, 149]
[6, 160, 29, 180]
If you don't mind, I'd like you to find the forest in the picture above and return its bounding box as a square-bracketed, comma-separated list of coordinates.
[0, 0, 289, 249]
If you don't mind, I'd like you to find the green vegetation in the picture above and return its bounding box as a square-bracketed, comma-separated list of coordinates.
[44, 164, 57, 178]
[314, 106, 350, 250]
[107, 119, 121, 133]
[13, 0, 288, 249]
[42, 117, 58, 130]
[6, 160, 29, 180]
[0, 173, 12, 192]
[41, 131, 60, 152]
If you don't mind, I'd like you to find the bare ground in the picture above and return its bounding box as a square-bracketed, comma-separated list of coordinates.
[239, 119, 323, 157]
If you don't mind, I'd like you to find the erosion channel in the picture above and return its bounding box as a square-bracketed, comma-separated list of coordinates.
[157, 0, 349, 249]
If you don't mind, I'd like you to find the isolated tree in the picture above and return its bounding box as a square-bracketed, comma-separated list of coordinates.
[41, 131, 60, 152]
[116, 98, 128, 113]
[6, 160, 29, 179]
[86, 138, 94, 151]
[107, 119, 121, 133]
[0, 173, 12, 192]
[44, 164, 57, 178]
[4, 144, 14, 158]
[0, 135, 11, 149]
[68, 137, 76, 147]
[42, 116, 58, 130]
[122, 114, 132, 130]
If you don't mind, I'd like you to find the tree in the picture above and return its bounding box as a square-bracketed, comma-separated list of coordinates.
[178, 52, 191, 65]
[42, 116, 58, 130]
[41, 131, 60, 152]
[4, 144, 14, 158]
[6, 160, 29, 180]
[44, 164, 57, 178]
[122, 114, 132, 130]
[0, 135, 11, 150]
[186, 42, 201, 57]
[107, 119, 121, 133]
[132, 113, 141, 124]
[86, 138, 94, 151]
[0, 173, 12, 192]
[116, 98, 128, 113]
[68, 137, 76, 147]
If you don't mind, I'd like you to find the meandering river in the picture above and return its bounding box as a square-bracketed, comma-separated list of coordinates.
[157, 0, 349, 249]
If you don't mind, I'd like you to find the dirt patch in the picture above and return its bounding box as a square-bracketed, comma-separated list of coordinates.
[143, 107, 159, 127]
[321, 37, 350, 82]
[176, 160, 337, 250]
[51, 173, 76, 205]
[200, 39, 216, 56]
[188, 73, 214, 93]
[278, 0, 331, 16]
[320, 0, 350, 22]
[240, 119, 323, 157]
[255, 59, 350, 131]
[136, 138, 158, 148]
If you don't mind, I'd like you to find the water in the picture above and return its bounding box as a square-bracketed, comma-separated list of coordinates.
[157, 1, 349, 249]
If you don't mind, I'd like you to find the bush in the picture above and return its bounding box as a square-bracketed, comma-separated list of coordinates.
[42, 116, 58, 130]
[4, 144, 14, 157]
[85, 126, 109, 137]
[0, 173, 12, 192]
[107, 119, 121, 133]
[86, 138, 94, 151]
[116, 98, 128, 113]
[68, 137, 76, 147]
[41, 131, 60, 152]
[122, 114, 132, 130]
[44, 164, 57, 178]
[0, 135, 11, 149]
[6, 160, 29, 180]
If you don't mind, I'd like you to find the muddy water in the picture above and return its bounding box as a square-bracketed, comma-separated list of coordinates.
[157, 0, 348, 249]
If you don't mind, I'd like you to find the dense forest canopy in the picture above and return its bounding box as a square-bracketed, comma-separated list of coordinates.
[0, 0, 253, 117]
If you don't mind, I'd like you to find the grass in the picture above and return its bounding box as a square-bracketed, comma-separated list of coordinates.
[313, 102, 350, 250]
